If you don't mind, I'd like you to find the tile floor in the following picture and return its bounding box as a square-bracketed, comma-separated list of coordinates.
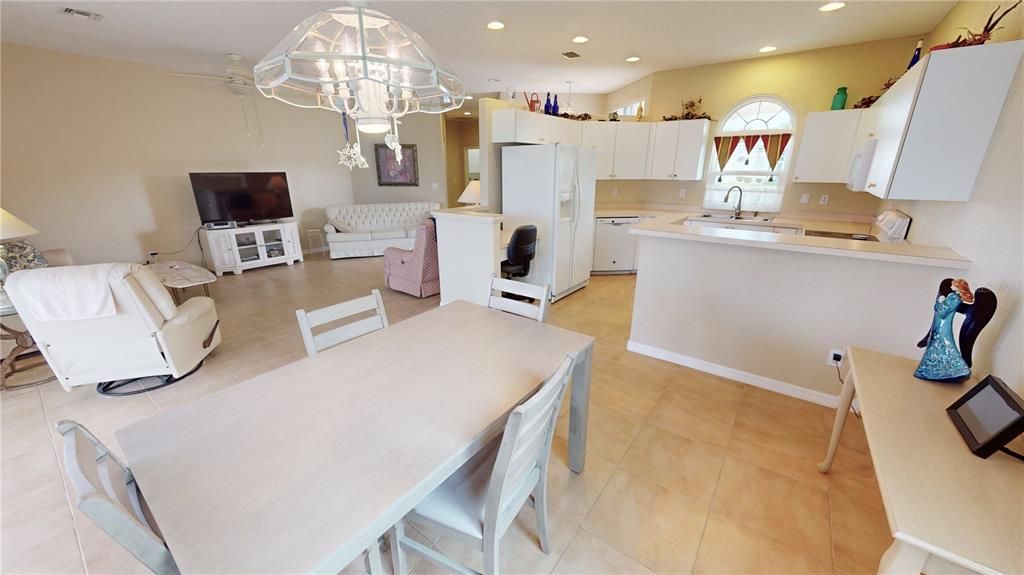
[1, 257, 891, 574]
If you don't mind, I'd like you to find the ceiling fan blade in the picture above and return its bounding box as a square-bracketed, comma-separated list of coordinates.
[170, 72, 228, 81]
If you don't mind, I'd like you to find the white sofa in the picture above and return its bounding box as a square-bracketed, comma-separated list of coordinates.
[324, 201, 439, 259]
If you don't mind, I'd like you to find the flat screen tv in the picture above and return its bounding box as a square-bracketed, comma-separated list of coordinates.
[190, 172, 293, 224]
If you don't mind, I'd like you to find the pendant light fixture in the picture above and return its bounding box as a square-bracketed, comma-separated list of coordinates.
[254, 3, 466, 168]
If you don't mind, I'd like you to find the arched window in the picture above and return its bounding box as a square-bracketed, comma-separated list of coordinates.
[704, 95, 794, 213]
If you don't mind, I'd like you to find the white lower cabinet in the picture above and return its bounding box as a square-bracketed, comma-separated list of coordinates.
[199, 221, 303, 276]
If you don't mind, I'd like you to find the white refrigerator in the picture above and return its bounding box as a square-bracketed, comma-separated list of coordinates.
[501, 144, 596, 301]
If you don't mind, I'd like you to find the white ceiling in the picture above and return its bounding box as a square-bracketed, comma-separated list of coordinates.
[1, 1, 954, 94]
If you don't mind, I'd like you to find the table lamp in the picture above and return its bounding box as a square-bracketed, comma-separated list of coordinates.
[1, 209, 41, 312]
[458, 180, 481, 206]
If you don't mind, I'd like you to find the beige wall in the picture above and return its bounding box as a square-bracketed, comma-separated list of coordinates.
[887, 3, 1024, 391]
[350, 113, 446, 206]
[603, 36, 931, 216]
[505, 91, 608, 116]
[443, 118, 479, 207]
[1, 43, 355, 265]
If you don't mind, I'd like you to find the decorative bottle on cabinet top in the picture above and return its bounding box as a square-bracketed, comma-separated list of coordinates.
[907, 39, 923, 69]
[544, 93, 552, 115]
[552, 95, 559, 116]
[831, 87, 848, 110]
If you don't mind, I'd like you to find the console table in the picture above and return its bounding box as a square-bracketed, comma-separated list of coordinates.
[819, 347, 1023, 575]
[199, 221, 303, 276]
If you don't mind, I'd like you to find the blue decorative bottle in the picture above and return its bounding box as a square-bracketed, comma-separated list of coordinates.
[552, 95, 560, 116]
[544, 93, 552, 115]
[907, 39, 923, 70]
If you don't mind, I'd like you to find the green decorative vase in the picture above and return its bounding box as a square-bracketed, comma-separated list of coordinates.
[831, 87, 848, 110]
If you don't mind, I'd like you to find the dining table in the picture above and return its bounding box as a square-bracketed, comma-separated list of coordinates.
[116, 300, 594, 574]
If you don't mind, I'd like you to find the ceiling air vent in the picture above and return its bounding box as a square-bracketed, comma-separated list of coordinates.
[561, 51, 582, 60]
[59, 7, 104, 21]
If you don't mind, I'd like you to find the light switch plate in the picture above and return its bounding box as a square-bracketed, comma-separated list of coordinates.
[679, 187, 687, 198]
[800, 193, 810, 204]
[612, 187, 619, 197]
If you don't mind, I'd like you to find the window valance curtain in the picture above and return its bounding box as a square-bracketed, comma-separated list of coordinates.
[713, 133, 793, 180]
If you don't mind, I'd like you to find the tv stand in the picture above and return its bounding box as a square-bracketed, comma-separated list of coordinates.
[199, 221, 302, 276]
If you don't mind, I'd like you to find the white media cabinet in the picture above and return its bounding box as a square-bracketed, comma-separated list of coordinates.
[199, 221, 303, 276]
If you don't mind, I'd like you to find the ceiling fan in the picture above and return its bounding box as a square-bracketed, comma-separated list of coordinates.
[171, 53, 263, 141]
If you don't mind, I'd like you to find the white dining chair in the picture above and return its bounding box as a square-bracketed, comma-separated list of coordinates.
[295, 289, 389, 357]
[389, 355, 575, 575]
[56, 420, 180, 575]
[487, 276, 550, 322]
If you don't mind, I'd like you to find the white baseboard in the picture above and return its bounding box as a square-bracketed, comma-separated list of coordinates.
[626, 340, 840, 408]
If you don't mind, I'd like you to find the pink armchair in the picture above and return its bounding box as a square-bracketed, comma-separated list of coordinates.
[384, 219, 439, 297]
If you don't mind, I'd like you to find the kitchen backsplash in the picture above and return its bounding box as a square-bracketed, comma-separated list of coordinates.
[596, 179, 880, 216]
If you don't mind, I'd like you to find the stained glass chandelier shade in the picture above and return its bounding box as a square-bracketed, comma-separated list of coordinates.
[254, 5, 465, 167]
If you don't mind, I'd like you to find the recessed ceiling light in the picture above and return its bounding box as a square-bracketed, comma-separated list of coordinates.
[486, 21, 505, 30]
[625, 56, 640, 63]
[572, 36, 589, 44]
[759, 46, 777, 53]
[463, 111, 471, 116]
[488, 78, 501, 83]
[464, 95, 474, 100]
[819, 2, 846, 11]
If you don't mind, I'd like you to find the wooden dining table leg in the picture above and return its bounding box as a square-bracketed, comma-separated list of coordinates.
[818, 369, 856, 473]
[568, 342, 594, 474]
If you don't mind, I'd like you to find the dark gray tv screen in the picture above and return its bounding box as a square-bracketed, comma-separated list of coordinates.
[190, 172, 293, 224]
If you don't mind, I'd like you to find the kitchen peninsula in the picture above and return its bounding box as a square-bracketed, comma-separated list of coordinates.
[626, 214, 969, 405]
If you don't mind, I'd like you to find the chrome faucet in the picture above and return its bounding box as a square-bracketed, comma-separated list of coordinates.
[723, 186, 744, 218]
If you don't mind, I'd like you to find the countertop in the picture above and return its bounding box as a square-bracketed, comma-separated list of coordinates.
[594, 204, 873, 234]
[629, 213, 970, 269]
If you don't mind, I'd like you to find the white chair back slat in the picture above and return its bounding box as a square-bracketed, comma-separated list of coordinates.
[487, 276, 550, 322]
[57, 420, 179, 575]
[313, 315, 386, 351]
[304, 294, 380, 327]
[484, 356, 573, 533]
[296, 289, 389, 357]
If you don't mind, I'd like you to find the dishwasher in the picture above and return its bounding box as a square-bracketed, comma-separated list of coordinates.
[593, 217, 640, 273]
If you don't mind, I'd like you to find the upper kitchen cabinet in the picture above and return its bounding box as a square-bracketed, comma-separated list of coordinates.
[862, 40, 1024, 201]
[611, 123, 652, 179]
[792, 110, 863, 183]
[492, 108, 560, 144]
[581, 122, 616, 179]
[648, 119, 711, 180]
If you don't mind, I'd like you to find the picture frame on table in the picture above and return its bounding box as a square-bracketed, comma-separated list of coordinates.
[374, 144, 419, 187]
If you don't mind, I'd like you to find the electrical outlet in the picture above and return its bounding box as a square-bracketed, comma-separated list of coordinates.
[827, 348, 845, 367]
[612, 187, 619, 197]
[819, 194, 830, 205]
[679, 187, 687, 198]
[800, 193, 810, 204]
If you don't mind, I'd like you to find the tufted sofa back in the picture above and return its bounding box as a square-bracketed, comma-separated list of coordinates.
[325, 202, 440, 232]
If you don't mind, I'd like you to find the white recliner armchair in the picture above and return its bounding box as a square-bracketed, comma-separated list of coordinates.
[5, 263, 221, 393]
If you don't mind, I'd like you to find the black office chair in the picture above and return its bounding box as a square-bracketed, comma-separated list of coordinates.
[501, 225, 538, 278]
[500, 225, 539, 301]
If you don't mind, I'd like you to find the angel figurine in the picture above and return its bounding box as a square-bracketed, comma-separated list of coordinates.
[914, 278, 997, 382]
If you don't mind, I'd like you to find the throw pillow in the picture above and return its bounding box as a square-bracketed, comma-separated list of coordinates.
[329, 219, 352, 233]
[1, 240, 48, 274]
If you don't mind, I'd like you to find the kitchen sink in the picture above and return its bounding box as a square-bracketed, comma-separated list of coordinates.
[691, 214, 773, 224]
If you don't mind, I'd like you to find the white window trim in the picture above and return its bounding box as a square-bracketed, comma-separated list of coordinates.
[704, 94, 797, 214]
[613, 99, 645, 117]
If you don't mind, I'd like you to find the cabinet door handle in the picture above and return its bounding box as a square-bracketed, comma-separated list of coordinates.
[867, 182, 877, 188]
[794, 176, 800, 180]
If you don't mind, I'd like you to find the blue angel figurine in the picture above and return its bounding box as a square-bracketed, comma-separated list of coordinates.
[915, 278, 997, 382]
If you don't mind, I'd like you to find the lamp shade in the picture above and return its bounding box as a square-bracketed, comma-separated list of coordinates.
[0, 209, 39, 241]
[457, 180, 481, 205]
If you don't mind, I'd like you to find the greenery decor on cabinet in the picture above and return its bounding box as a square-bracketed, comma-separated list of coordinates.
[930, 1, 1021, 51]
[662, 97, 713, 121]
[852, 76, 898, 109]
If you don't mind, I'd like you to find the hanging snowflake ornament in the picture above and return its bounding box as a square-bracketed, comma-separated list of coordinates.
[337, 143, 368, 169]
[336, 113, 368, 170]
